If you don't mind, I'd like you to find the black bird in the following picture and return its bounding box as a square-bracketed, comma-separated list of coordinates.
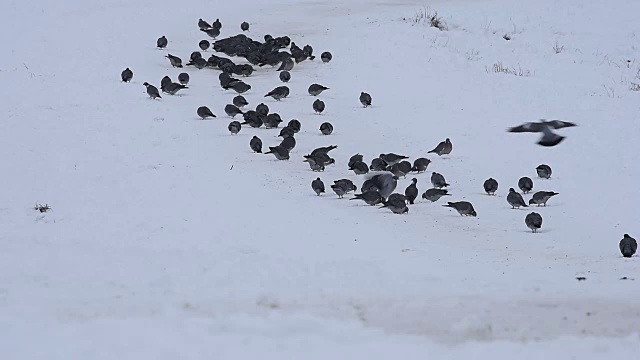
[320, 122, 333, 135]
[250, 136, 262, 153]
[178, 72, 190, 85]
[405, 178, 419, 204]
[157, 36, 168, 49]
[165, 54, 183, 68]
[143, 82, 161, 99]
[264, 86, 290, 101]
[359, 92, 372, 107]
[241, 22, 249, 31]
[279, 71, 291, 83]
[312, 178, 325, 196]
[620, 234, 637, 258]
[212, 18, 222, 30]
[518, 177, 534, 193]
[483, 178, 498, 195]
[199, 40, 210, 51]
[233, 95, 248, 108]
[313, 99, 325, 114]
[321, 51, 332, 63]
[197, 106, 216, 119]
[308, 84, 329, 96]
[256, 103, 269, 116]
[228, 121, 241, 135]
[287, 119, 301, 133]
[224, 104, 244, 118]
[121, 68, 133, 82]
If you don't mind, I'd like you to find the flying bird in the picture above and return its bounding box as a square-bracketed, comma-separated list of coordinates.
[507, 119, 577, 147]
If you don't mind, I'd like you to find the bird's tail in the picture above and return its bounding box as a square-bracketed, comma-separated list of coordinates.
[442, 202, 454, 208]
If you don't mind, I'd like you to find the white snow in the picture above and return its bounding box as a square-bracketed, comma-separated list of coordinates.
[1, 0, 639, 358]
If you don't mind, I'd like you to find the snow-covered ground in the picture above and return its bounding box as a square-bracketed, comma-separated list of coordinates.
[1, 0, 639, 358]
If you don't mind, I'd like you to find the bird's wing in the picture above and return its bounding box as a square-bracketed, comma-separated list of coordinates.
[543, 120, 577, 129]
[507, 122, 544, 133]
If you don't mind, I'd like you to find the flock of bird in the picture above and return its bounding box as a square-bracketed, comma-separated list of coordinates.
[120, 17, 636, 258]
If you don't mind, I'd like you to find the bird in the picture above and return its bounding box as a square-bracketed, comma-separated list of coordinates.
[277, 57, 294, 71]
[256, 103, 269, 116]
[388, 163, 407, 178]
[619, 234, 637, 257]
[334, 179, 357, 194]
[186, 57, 207, 69]
[483, 178, 498, 195]
[320, 122, 333, 135]
[536, 164, 552, 179]
[156, 36, 168, 49]
[224, 104, 243, 118]
[321, 51, 332, 63]
[212, 18, 222, 30]
[312, 178, 325, 196]
[388, 193, 409, 204]
[279, 136, 296, 152]
[160, 75, 172, 91]
[331, 184, 347, 198]
[368, 173, 398, 200]
[241, 21, 249, 31]
[265, 145, 290, 160]
[405, 178, 419, 204]
[197, 106, 216, 119]
[304, 155, 327, 172]
[165, 54, 183, 68]
[201, 27, 220, 39]
[227, 81, 251, 94]
[178, 72, 190, 85]
[428, 138, 452, 156]
[310, 145, 337, 157]
[361, 179, 378, 193]
[351, 191, 384, 206]
[359, 92, 372, 107]
[422, 188, 450, 202]
[121, 68, 133, 82]
[162, 82, 187, 95]
[370, 158, 388, 171]
[264, 113, 283, 129]
[507, 119, 577, 147]
[348, 154, 364, 168]
[518, 177, 534, 193]
[279, 71, 291, 83]
[250, 136, 262, 153]
[233, 95, 248, 108]
[396, 161, 412, 178]
[143, 82, 161, 99]
[242, 111, 263, 128]
[228, 121, 241, 135]
[381, 197, 409, 214]
[198, 19, 212, 30]
[198, 39, 210, 51]
[303, 45, 315, 60]
[379, 153, 408, 166]
[430, 172, 449, 189]
[349, 161, 369, 175]
[525, 212, 543, 232]
[507, 188, 528, 209]
[528, 191, 559, 206]
[443, 201, 477, 216]
[264, 86, 290, 100]
[287, 119, 301, 133]
[279, 126, 295, 139]
[313, 99, 325, 114]
[308, 84, 330, 96]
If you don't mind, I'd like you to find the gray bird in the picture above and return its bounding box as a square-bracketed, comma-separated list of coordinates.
[304, 155, 327, 172]
[320, 51, 332, 63]
[312, 177, 325, 196]
[388, 163, 407, 178]
[320, 122, 333, 135]
[187, 57, 207, 69]
[121, 68, 133, 82]
[428, 138, 453, 156]
[163, 82, 188, 95]
[381, 197, 409, 214]
[388, 193, 409, 204]
[334, 179, 357, 194]
[212, 18, 222, 30]
[483, 178, 498, 195]
[619, 234, 637, 257]
[242, 111, 263, 128]
[199, 39, 210, 51]
[518, 177, 534, 193]
[310, 145, 337, 157]
[279, 71, 291, 83]
[331, 184, 348, 198]
[525, 212, 543, 232]
[279, 136, 296, 151]
[311, 152, 335, 166]
[250, 136, 262, 153]
[405, 178, 419, 204]
[370, 158, 388, 171]
[256, 103, 269, 116]
[379, 153, 408, 166]
[227, 81, 251, 94]
[421, 188, 450, 202]
[313, 99, 325, 114]
[200, 27, 220, 39]
[361, 179, 379, 193]
[430, 172, 449, 189]
[536, 164, 552, 179]
[277, 57, 294, 71]
[359, 92, 371, 107]
[165, 54, 182, 68]
[528, 191, 559, 206]
[265, 145, 290, 160]
[197, 106, 216, 119]
[233, 95, 248, 108]
[228, 121, 241, 135]
[308, 84, 329, 96]
[443, 201, 477, 216]
[190, 51, 202, 61]
[264, 86, 290, 101]
[241, 21, 249, 31]
[368, 173, 398, 200]
[279, 126, 295, 139]
[160, 75, 172, 91]
[410, 158, 431, 173]
[351, 191, 384, 206]
[287, 119, 301, 133]
[349, 161, 369, 175]
[397, 161, 412, 177]
[198, 19, 212, 30]
[143, 82, 161, 99]
[178, 72, 190, 85]
[157, 36, 168, 49]
[264, 113, 283, 129]
[224, 104, 243, 118]
[348, 154, 364, 168]
[507, 188, 528, 209]
[507, 119, 577, 147]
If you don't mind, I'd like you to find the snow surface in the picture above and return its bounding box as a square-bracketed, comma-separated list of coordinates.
[1, 0, 639, 358]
